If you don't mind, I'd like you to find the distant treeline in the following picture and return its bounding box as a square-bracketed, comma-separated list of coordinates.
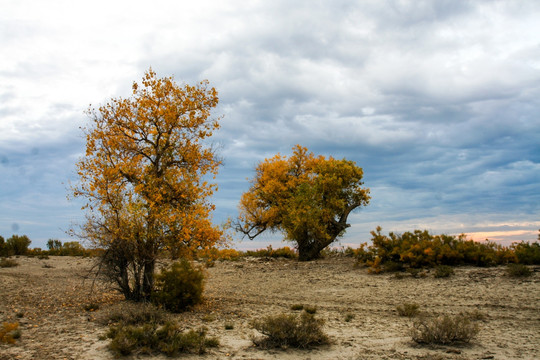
[354, 227, 540, 273]
[0, 235, 99, 257]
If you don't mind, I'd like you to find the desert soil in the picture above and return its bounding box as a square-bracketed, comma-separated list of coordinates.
[0, 255, 539, 360]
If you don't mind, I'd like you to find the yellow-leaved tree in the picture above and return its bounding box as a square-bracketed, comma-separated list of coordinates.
[235, 145, 370, 261]
[72, 69, 223, 300]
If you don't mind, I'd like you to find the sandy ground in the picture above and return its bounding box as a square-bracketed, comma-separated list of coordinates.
[0, 255, 539, 360]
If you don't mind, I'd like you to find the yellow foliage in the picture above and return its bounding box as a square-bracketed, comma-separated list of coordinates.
[70, 69, 224, 300]
[0, 322, 19, 344]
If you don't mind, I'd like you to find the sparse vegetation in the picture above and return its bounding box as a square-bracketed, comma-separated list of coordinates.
[0, 322, 20, 344]
[344, 313, 354, 322]
[506, 263, 532, 277]
[106, 322, 218, 356]
[434, 265, 454, 278]
[355, 227, 540, 274]
[151, 260, 205, 312]
[411, 314, 479, 345]
[396, 303, 420, 317]
[251, 312, 329, 349]
[0, 258, 18, 268]
[99, 302, 166, 326]
[290, 304, 304, 311]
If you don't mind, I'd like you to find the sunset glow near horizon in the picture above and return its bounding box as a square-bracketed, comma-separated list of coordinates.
[1, 1, 539, 250]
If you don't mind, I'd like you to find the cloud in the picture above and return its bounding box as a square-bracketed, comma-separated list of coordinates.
[1, 0, 539, 249]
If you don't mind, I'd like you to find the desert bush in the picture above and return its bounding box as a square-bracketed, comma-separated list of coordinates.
[106, 321, 218, 356]
[303, 305, 317, 314]
[151, 260, 205, 312]
[244, 246, 298, 259]
[0, 258, 18, 268]
[290, 304, 304, 311]
[434, 265, 454, 278]
[6, 235, 31, 256]
[251, 312, 329, 349]
[506, 263, 532, 277]
[396, 303, 420, 317]
[344, 313, 354, 322]
[511, 241, 540, 265]
[100, 302, 166, 326]
[0, 322, 20, 344]
[357, 227, 533, 274]
[411, 314, 479, 345]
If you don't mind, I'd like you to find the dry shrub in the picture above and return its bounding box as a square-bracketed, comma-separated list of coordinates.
[251, 312, 329, 349]
[106, 322, 218, 356]
[0, 258, 18, 268]
[506, 263, 532, 277]
[0, 322, 20, 344]
[434, 265, 454, 278]
[397, 303, 420, 317]
[411, 314, 479, 345]
[99, 302, 166, 326]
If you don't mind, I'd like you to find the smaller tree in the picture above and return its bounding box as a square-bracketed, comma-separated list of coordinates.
[0, 235, 6, 257]
[236, 145, 370, 261]
[47, 239, 63, 254]
[6, 235, 31, 255]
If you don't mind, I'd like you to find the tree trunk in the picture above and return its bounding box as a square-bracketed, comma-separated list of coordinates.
[142, 260, 155, 300]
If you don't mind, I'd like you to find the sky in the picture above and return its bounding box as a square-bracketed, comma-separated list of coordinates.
[1, 0, 539, 250]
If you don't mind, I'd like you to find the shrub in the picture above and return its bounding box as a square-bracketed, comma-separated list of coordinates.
[251, 312, 329, 349]
[152, 260, 205, 312]
[244, 246, 298, 259]
[344, 313, 354, 322]
[0, 322, 20, 344]
[290, 304, 304, 311]
[224, 322, 234, 330]
[511, 242, 540, 265]
[434, 265, 454, 278]
[0, 258, 18, 268]
[99, 302, 166, 326]
[411, 314, 479, 345]
[506, 263, 532, 277]
[106, 322, 218, 356]
[6, 235, 31, 256]
[303, 305, 317, 314]
[396, 303, 420, 317]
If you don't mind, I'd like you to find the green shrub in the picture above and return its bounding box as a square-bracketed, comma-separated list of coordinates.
[397, 303, 420, 317]
[0, 258, 18, 268]
[152, 260, 205, 312]
[106, 322, 218, 356]
[411, 314, 479, 345]
[506, 263, 532, 277]
[434, 265, 454, 278]
[251, 312, 329, 349]
[6, 235, 31, 256]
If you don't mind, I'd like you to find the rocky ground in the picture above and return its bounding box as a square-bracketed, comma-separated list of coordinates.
[0, 255, 539, 359]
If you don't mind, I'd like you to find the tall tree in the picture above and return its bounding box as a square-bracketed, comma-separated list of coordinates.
[236, 145, 370, 261]
[72, 69, 223, 300]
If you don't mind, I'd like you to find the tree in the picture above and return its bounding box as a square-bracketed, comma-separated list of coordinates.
[47, 239, 62, 254]
[235, 145, 370, 261]
[0, 235, 6, 257]
[71, 69, 223, 300]
[6, 235, 31, 256]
